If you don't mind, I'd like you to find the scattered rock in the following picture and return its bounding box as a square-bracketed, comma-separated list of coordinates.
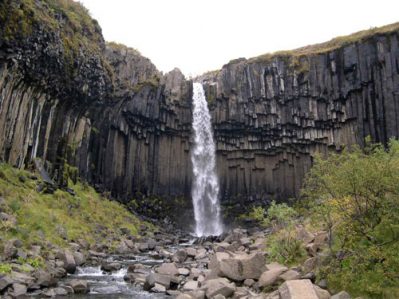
[68, 279, 88, 294]
[144, 273, 171, 290]
[178, 268, 190, 276]
[101, 262, 122, 272]
[314, 285, 331, 299]
[156, 263, 179, 276]
[56, 250, 76, 273]
[279, 269, 301, 281]
[202, 278, 236, 298]
[258, 268, 286, 287]
[0, 276, 13, 291]
[182, 280, 198, 291]
[173, 249, 188, 263]
[278, 279, 318, 299]
[10, 283, 27, 297]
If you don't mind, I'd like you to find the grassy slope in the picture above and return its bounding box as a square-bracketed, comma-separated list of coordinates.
[0, 163, 152, 251]
[249, 22, 399, 63]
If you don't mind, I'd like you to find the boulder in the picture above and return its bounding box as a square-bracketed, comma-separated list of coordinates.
[279, 270, 301, 281]
[101, 262, 122, 272]
[35, 270, 57, 287]
[151, 283, 167, 293]
[313, 285, 331, 299]
[0, 275, 13, 291]
[331, 291, 351, 299]
[178, 268, 190, 276]
[68, 279, 88, 293]
[144, 273, 171, 290]
[156, 263, 179, 276]
[183, 280, 199, 291]
[10, 283, 27, 297]
[202, 278, 236, 298]
[258, 268, 286, 287]
[266, 262, 288, 272]
[73, 251, 86, 266]
[213, 252, 266, 281]
[173, 249, 188, 263]
[186, 248, 197, 257]
[278, 279, 318, 299]
[56, 250, 76, 273]
[42, 287, 69, 297]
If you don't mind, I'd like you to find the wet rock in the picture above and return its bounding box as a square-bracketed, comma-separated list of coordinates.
[72, 251, 86, 266]
[34, 270, 57, 287]
[93, 285, 122, 294]
[101, 262, 122, 272]
[67, 279, 88, 294]
[42, 287, 68, 297]
[56, 250, 76, 273]
[202, 278, 236, 298]
[278, 279, 318, 299]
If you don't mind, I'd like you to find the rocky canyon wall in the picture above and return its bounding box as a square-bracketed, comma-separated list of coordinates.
[0, 0, 193, 212]
[201, 28, 399, 204]
[1, 0, 399, 213]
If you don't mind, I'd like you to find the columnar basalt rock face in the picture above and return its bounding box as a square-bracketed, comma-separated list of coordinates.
[201, 31, 399, 202]
[1, 0, 399, 213]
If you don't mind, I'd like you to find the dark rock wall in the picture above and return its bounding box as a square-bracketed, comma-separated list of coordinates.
[201, 31, 399, 202]
[1, 0, 399, 209]
[0, 47, 193, 202]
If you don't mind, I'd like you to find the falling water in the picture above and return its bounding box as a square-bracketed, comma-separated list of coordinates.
[191, 82, 223, 237]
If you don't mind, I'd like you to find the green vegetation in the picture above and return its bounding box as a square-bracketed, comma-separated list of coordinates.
[0, 263, 12, 274]
[248, 202, 306, 266]
[0, 163, 151, 252]
[301, 139, 399, 297]
[0, 0, 106, 76]
[247, 139, 399, 297]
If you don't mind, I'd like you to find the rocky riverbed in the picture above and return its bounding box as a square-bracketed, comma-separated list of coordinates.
[0, 226, 352, 299]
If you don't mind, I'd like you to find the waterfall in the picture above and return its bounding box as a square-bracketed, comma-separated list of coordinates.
[191, 82, 223, 237]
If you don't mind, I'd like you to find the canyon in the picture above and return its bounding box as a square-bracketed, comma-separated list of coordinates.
[1, 0, 399, 216]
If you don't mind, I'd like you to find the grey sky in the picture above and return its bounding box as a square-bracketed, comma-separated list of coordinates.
[79, 0, 399, 76]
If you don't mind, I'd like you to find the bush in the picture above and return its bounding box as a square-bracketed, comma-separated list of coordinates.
[302, 138, 399, 297]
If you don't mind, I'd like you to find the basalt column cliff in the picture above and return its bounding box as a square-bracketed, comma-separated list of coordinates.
[0, 0, 193, 208]
[1, 0, 399, 210]
[201, 26, 399, 203]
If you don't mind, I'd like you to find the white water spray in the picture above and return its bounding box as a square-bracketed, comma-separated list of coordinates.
[191, 82, 223, 237]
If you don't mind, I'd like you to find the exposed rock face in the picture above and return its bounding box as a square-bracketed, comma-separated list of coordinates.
[1, 0, 399, 213]
[201, 30, 399, 202]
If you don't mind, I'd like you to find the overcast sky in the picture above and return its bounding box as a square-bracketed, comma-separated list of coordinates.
[79, 0, 399, 76]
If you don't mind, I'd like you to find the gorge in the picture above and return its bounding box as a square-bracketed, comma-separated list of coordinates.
[1, 1, 399, 298]
[1, 0, 399, 222]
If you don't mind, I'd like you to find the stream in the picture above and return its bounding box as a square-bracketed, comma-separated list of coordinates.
[59, 237, 198, 298]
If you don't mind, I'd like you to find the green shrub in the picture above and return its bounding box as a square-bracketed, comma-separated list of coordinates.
[267, 229, 307, 266]
[302, 138, 399, 297]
